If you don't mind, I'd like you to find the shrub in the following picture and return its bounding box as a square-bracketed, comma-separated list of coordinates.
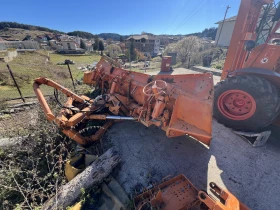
[0, 106, 74, 209]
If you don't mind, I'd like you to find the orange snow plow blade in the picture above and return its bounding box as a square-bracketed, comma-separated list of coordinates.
[34, 56, 213, 146]
[83, 56, 214, 145]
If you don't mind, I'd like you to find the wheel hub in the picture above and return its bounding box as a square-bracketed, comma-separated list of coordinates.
[217, 90, 256, 120]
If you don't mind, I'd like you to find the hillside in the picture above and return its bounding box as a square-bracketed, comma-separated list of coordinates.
[0, 21, 63, 34]
[67, 31, 96, 39]
[0, 28, 50, 41]
[0, 51, 100, 100]
[98, 33, 129, 41]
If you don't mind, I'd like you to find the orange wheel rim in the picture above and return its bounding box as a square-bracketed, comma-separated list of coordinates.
[217, 90, 256, 120]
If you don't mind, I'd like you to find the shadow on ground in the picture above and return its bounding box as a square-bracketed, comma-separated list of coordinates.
[104, 120, 280, 210]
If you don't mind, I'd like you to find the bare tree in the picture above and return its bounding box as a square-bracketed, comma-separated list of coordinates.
[164, 42, 177, 55]
[165, 36, 201, 64]
[106, 44, 122, 58]
[176, 36, 201, 64]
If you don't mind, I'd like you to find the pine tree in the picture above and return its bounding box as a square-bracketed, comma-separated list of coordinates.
[93, 36, 99, 51]
[99, 40, 104, 55]
[80, 39, 87, 49]
[120, 36, 124, 42]
[129, 40, 137, 61]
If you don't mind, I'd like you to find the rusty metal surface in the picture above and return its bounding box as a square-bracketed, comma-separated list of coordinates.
[221, 0, 279, 79]
[34, 55, 213, 145]
[134, 175, 200, 210]
[84, 56, 214, 145]
[134, 174, 250, 210]
[161, 56, 172, 72]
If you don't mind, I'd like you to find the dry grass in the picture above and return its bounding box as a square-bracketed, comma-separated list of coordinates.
[0, 106, 74, 209]
[0, 28, 47, 41]
[0, 51, 100, 100]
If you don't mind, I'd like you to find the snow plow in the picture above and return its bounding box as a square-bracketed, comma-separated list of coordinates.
[33, 55, 214, 146]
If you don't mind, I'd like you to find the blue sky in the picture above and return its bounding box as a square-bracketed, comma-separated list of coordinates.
[1, 0, 240, 35]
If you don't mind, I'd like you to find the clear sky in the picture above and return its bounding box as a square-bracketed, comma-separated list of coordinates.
[1, 0, 241, 35]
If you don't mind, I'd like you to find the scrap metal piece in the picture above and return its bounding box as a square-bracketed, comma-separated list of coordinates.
[134, 174, 200, 210]
[134, 175, 250, 210]
[232, 130, 271, 147]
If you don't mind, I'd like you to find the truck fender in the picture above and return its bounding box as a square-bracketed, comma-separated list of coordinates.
[230, 68, 280, 89]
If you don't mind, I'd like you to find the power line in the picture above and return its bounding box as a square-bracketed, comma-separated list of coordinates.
[161, 0, 190, 34]
[170, 0, 208, 34]
[216, 5, 231, 46]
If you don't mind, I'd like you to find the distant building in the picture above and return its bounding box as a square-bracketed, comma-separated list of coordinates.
[61, 40, 78, 50]
[215, 16, 236, 47]
[154, 38, 160, 54]
[125, 34, 156, 55]
[57, 40, 85, 54]
[0, 40, 40, 50]
[36, 35, 48, 42]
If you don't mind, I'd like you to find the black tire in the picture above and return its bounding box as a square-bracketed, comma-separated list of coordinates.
[214, 75, 280, 131]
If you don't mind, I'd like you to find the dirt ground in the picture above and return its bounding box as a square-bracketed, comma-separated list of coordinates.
[104, 120, 280, 210]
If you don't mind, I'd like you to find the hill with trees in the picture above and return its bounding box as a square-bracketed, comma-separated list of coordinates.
[98, 33, 129, 41]
[67, 31, 96, 39]
[184, 27, 218, 40]
[0, 22, 64, 34]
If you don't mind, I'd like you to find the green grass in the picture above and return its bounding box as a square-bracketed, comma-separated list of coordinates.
[0, 51, 101, 100]
[49, 53, 100, 65]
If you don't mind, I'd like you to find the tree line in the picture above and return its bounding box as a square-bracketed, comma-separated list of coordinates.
[185, 27, 218, 40]
[0, 21, 63, 33]
[67, 31, 96, 39]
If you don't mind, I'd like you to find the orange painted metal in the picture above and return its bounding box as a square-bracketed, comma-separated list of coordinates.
[34, 55, 213, 145]
[198, 182, 250, 210]
[221, 0, 275, 79]
[219, 0, 280, 126]
[83, 56, 214, 145]
[33, 77, 113, 145]
[134, 174, 250, 210]
[161, 56, 172, 72]
[217, 90, 257, 120]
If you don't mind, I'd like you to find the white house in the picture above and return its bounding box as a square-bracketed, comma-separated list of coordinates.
[215, 16, 236, 47]
[61, 41, 78, 50]
[154, 38, 160, 54]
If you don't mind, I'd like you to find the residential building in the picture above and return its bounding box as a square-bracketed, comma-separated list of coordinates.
[215, 16, 236, 47]
[61, 41, 78, 50]
[125, 34, 156, 55]
[154, 38, 160, 54]
[36, 35, 48, 42]
[0, 40, 40, 50]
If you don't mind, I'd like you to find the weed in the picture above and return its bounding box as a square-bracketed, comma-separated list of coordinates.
[0, 106, 75, 209]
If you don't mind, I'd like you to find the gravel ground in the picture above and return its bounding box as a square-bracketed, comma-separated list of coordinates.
[104, 120, 280, 210]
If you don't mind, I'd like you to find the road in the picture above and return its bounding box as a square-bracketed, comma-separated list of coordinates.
[104, 120, 280, 210]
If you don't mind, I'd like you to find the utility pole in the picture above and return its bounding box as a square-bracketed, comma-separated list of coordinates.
[7, 65, 25, 103]
[129, 34, 133, 71]
[216, 5, 231, 47]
